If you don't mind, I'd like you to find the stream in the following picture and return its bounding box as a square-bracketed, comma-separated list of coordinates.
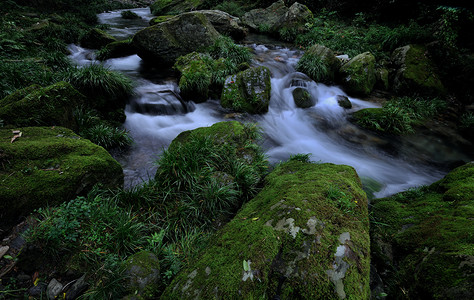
[69, 7, 473, 198]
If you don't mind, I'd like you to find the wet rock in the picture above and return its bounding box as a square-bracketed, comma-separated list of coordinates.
[375, 68, 389, 90]
[125, 250, 160, 298]
[221, 66, 272, 114]
[241, 0, 288, 32]
[80, 28, 117, 49]
[337, 95, 352, 109]
[391, 44, 446, 96]
[162, 161, 370, 299]
[64, 274, 89, 300]
[47, 279, 63, 300]
[292, 87, 314, 108]
[97, 39, 136, 60]
[339, 52, 376, 96]
[132, 11, 220, 66]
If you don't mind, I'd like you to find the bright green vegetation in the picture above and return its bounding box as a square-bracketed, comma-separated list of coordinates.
[0, 127, 123, 226]
[174, 36, 251, 101]
[353, 96, 447, 134]
[163, 160, 370, 299]
[370, 162, 474, 299]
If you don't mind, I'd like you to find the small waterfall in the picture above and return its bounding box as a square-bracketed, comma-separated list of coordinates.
[67, 8, 473, 195]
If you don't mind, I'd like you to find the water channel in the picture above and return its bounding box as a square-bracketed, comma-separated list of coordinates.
[69, 7, 473, 198]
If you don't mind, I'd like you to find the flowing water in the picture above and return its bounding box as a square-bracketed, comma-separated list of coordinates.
[68, 8, 473, 197]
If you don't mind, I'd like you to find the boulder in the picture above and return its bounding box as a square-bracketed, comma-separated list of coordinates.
[150, 0, 204, 16]
[337, 95, 352, 109]
[80, 28, 117, 49]
[0, 126, 123, 225]
[96, 39, 136, 60]
[391, 44, 446, 96]
[221, 66, 271, 114]
[0, 82, 85, 131]
[162, 160, 370, 299]
[296, 44, 341, 83]
[371, 162, 474, 299]
[292, 87, 314, 108]
[242, 1, 312, 40]
[339, 52, 376, 96]
[199, 10, 247, 41]
[132, 12, 221, 66]
[124, 251, 160, 298]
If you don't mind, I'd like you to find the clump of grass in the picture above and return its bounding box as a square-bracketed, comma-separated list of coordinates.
[207, 36, 251, 68]
[296, 53, 328, 82]
[62, 63, 133, 100]
[289, 153, 312, 163]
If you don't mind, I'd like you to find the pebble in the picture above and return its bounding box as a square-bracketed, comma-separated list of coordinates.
[0, 245, 9, 258]
[47, 278, 63, 300]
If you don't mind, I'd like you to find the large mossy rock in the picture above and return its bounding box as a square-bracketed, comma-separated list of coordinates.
[292, 87, 314, 108]
[163, 160, 370, 299]
[132, 12, 221, 66]
[150, 0, 204, 16]
[371, 162, 474, 299]
[339, 52, 376, 96]
[242, 0, 312, 38]
[391, 44, 446, 96]
[80, 28, 117, 49]
[296, 44, 341, 83]
[221, 66, 271, 114]
[199, 10, 247, 41]
[0, 82, 85, 131]
[0, 127, 123, 225]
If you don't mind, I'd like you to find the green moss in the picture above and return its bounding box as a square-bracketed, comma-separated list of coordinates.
[0, 82, 85, 130]
[370, 162, 474, 299]
[0, 126, 123, 225]
[125, 250, 161, 299]
[221, 66, 271, 114]
[175, 52, 213, 102]
[339, 52, 376, 96]
[149, 15, 175, 25]
[163, 161, 370, 299]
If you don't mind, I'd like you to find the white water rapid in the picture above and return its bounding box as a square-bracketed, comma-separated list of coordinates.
[67, 8, 474, 197]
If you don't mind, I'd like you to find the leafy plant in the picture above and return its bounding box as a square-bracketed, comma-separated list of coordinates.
[296, 53, 328, 82]
[289, 153, 311, 163]
[207, 36, 251, 67]
[327, 184, 357, 214]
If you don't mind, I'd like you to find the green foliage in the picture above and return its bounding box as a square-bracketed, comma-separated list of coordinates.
[62, 64, 133, 100]
[207, 36, 251, 67]
[214, 1, 245, 17]
[355, 97, 446, 134]
[296, 53, 328, 82]
[327, 184, 356, 214]
[460, 112, 474, 129]
[289, 153, 311, 163]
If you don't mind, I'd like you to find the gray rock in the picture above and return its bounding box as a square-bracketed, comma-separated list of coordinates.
[64, 274, 89, 300]
[292, 87, 314, 108]
[337, 95, 352, 109]
[47, 279, 63, 300]
[125, 250, 160, 295]
[132, 12, 221, 66]
[296, 44, 341, 83]
[242, 0, 288, 32]
[199, 10, 247, 40]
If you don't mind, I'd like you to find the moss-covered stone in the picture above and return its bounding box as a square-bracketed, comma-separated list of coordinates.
[0, 127, 123, 225]
[0, 127, 123, 226]
[370, 162, 474, 299]
[132, 12, 221, 66]
[221, 66, 271, 114]
[80, 28, 117, 49]
[150, 0, 204, 16]
[292, 87, 314, 108]
[125, 250, 160, 299]
[174, 52, 213, 103]
[162, 161, 370, 299]
[97, 39, 136, 60]
[339, 52, 376, 96]
[0, 82, 85, 131]
[337, 95, 352, 109]
[391, 44, 446, 96]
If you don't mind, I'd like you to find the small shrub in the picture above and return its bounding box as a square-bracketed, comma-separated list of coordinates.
[82, 123, 133, 149]
[207, 36, 251, 67]
[296, 53, 328, 82]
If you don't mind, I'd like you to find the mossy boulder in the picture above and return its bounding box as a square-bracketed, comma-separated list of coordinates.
[150, 0, 204, 16]
[162, 161, 370, 299]
[0, 82, 85, 131]
[0, 127, 123, 225]
[241, 0, 288, 32]
[80, 28, 117, 49]
[124, 250, 160, 299]
[292, 87, 314, 108]
[97, 39, 136, 60]
[221, 66, 271, 114]
[391, 44, 446, 96]
[276, 2, 313, 41]
[132, 12, 221, 66]
[337, 95, 352, 109]
[370, 162, 474, 299]
[296, 44, 341, 83]
[199, 10, 247, 41]
[339, 52, 376, 96]
[174, 52, 213, 103]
